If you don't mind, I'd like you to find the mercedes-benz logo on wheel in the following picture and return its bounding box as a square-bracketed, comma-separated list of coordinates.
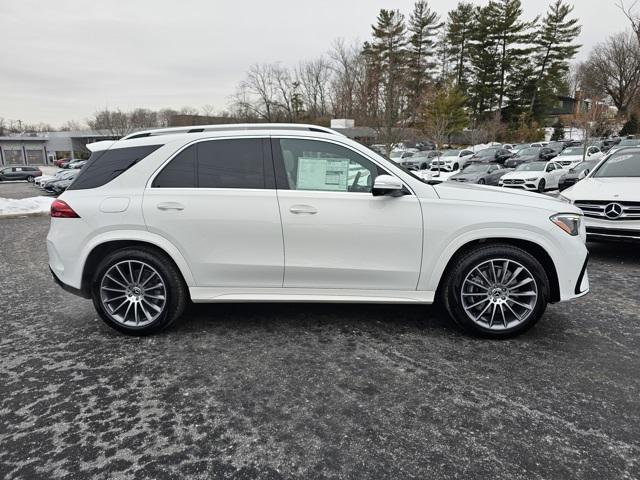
[604, 203, 623, 219]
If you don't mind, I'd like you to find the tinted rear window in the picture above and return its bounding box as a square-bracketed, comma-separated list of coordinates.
[67, 144, 162, 190]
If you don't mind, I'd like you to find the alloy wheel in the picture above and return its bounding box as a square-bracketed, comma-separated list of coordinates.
[460, 258, 538, 330]
[99, 260, 167, 327]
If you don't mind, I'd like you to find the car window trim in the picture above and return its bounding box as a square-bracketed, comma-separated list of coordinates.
[147, 136, 274, 190]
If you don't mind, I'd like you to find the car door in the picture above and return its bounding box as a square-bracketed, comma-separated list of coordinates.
[273, 137, 423, 290]
[143, 137, 284, 288]
[546, 162, 564, 188]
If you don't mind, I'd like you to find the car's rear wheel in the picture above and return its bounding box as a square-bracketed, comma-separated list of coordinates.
[26, 176, 34, 182]
[537, 179, 546, 193]
[477, 178, 486, 184]
[441, 244, 549, 338]
[91, 247, 187, 335]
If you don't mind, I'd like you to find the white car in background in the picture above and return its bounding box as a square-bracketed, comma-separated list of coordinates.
[429, 149, 474, 172]
[560, 147, 640, 241]
[606, 138, 640, 156]
[499, 160, 567, 193]
[555, 146, 603, 170]
[47, 123, 589, 339]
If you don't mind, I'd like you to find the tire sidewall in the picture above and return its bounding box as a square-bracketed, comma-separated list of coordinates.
[91, 248, 182, 335]
[538, 179, 546, 193]
[445, 245, 549, 338]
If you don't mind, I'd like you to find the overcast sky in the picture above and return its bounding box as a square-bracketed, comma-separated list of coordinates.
[0, 0, 630, 126]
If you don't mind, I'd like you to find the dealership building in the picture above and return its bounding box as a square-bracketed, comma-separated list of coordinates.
[0, 130, 119, 166]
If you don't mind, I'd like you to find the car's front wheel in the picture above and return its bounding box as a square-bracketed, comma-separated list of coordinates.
[537, 179, 546, 193]
[441, 243, 549, 338]
[91, 247, 187, 335]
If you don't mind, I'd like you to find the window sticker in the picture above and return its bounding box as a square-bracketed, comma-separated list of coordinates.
[296, 157, 350, 191]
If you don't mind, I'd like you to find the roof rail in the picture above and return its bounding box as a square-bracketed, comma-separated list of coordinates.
[121, 123, 344, 141]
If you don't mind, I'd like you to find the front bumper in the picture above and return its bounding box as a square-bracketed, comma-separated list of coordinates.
[583, 216, 640, 242]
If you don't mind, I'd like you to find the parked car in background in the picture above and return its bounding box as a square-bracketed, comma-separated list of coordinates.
[530, 141, 549, 148]
[499, 160, 566, 193]
[44, 169, 79, 194]
[448, 162, 510, 185]
[560, 148, 640, 241]
[39, 169, 78, 189]
[503, 146, 557, 168]
[468, 147, 513, 165]
[415, 140, 435, 151]
[0, 166, 42, 182]
[67, 160, 88, 169]
[555, 146, 603, 169]
[558, 160, 599, 191]
[511, 143, 532, 154]
[47, 123, 589, 338]
[605, 138, 640, 156]
[369, 144, 388, 156]
[429, 149, 473, 171]
[408, 150, 441, 170]
[53, 157, 70, 167]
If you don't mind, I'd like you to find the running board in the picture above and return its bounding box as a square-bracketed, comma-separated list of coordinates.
[189, 287, 435, 304]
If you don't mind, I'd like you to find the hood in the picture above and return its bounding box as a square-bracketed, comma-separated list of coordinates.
[556, 154, 584, 163]
[501, 170, 545, 180]
[561, 177, 640, 201]
[450, 171, 482, 181]
[433, 182, 580, 213]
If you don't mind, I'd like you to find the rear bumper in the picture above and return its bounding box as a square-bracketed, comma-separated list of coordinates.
[50, 267, 90, 298]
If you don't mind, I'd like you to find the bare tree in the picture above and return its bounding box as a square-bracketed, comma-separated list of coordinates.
[297, 58, 332, 119]
[581, 31, 640, 115]
[617, 1, 640, 45]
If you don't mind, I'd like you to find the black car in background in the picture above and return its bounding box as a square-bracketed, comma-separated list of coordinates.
[468, 147, 513, 165]
[0, 166, 42, 182]
[503, 146, 557, 168]
[558, 160, 599, 191]
[44, 169, 79, 194]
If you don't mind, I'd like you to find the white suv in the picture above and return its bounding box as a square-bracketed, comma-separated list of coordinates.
[47, 124, 589, 338]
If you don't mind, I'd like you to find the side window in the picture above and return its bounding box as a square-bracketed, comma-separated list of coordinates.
[197, 138, 264, 189]
[152, 144, 196, 188]
[277, 138, 385, 193]
[69, 144, 162, 190]
[546, 163, 554, 172]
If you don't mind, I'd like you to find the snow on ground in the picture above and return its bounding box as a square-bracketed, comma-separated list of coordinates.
[0, 196, 53, 217]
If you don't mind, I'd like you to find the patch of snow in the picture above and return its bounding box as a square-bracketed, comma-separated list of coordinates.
[0, 196, 54, 217]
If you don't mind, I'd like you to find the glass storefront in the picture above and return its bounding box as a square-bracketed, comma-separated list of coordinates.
[3, 149, 23, 165]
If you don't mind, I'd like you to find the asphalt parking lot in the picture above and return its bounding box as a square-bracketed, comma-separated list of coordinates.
[0, 185, 639, 479]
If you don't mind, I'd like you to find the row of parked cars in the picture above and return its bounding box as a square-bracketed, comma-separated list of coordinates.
[389, 138, 635, 193]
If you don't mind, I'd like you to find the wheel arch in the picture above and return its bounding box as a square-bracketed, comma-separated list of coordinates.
[80, 236, 194, 297]
[433, 237, 560, 304]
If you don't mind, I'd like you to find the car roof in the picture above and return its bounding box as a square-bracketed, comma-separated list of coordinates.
[87, 124, 347, 152]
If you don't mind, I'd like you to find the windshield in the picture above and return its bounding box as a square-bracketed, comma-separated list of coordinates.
[618, 139, 640, 147]
[475, 148, 497, 157]
[593, 151, 640, 177]
[515, 162, 546, 172]
[560, 147, 584, 156]
[514, 144, 530, 150]
[441, 150, 460, 157]
[390, 151, 402, 158]
[462, 164, 489, 173]
[517, 147, 540, 156]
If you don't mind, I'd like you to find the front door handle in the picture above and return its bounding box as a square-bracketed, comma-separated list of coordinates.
[157, 202, 184, 211]
[289, 204, 318, 215]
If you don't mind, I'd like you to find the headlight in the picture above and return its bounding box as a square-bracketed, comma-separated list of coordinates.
[550, 213, 581, 236]
[525, 177, 539, 181]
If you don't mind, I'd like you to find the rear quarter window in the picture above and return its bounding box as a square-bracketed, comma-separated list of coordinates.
[67, 144, 162, 190]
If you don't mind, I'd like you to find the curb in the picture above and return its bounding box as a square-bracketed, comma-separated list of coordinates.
[0, 211, 50, 220]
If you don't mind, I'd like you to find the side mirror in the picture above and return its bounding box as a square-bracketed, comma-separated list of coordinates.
[372, 174, 404, 196]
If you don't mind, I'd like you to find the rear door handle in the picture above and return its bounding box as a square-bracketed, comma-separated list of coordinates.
[289, 204, 318, 215]
[157, 202, 184, 211]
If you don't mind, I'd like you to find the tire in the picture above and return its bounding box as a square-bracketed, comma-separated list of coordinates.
[477, 178, 486, 185]
[441, 243, 549, 338]
[537, 179, 546, 193]
[453, 162, 459, 171]
[91, 247, 187, 335]
[26, 176, 34, 182]
[421, 163, 428, 170]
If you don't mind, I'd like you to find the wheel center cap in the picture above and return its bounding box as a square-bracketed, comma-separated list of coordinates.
[132, 286, 142, 296]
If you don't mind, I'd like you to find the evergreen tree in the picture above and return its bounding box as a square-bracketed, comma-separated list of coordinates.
[529, 0, 581, 118]
[369, 9, 408, 133]
[446, 2, 476, 90]
[406, 1, 443, 122]
[620, 113, 639, 136]
[485, 0, 537, 114]
[467, 5, 501, 117]
[420, 83, 468, 147]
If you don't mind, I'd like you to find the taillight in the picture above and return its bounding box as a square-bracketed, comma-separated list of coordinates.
[50, 199, 80, 218]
